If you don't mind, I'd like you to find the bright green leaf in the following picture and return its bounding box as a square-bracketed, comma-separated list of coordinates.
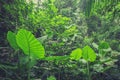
[70, 48, 82, 60]
[47, 76, 56, 80]
[16, 29, 45, 59]
[82, 46, 96, 62]
[7, 31, 18, 50]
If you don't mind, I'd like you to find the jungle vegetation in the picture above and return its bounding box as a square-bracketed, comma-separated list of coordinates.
[0, 0, 120, 80]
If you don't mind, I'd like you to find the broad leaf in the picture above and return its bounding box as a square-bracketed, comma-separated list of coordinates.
[7, 31, 18, 49]
[70, 48, 82, 60]
[16, 29, 45, 59]
[82, 46, 96, 62]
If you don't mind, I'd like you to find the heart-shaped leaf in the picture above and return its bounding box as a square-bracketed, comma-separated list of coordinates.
[16, 29, 45, 59]
[70, 48, 82, 60]
[82, 46, 96, 62]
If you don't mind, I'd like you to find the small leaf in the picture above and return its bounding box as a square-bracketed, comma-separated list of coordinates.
[92, 42, 98, 49]
[82, 46, 96, 62]
[98, 41, 111, 57]
[16, 29, 45, 59]
[7, 31, 18, 49]
[70, 48, 82, 60]
[98, 41, 110, 50]
[47, 76, 56, 80]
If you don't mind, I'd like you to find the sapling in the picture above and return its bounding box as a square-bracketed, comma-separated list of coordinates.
[7, 29, 45, 80]
[70, 45, 96, 80]
[82, 45, 96, 80]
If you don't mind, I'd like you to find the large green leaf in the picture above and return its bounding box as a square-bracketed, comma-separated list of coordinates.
[7, 31, 18, 50]
[70, 48, 82, 60]
[82, 46, 96, 62]
[16, 29, 45, 59]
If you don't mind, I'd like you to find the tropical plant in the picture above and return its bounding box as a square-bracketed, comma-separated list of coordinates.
[7, 29, 45, 80]
[7, 29, 70, 80]
[70, 45, 96, 80]
[70, 41, 119, 80]
[1, 0, 120, 80]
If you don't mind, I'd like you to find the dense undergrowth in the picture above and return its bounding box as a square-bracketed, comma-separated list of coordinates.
[0, 0, 120, 80]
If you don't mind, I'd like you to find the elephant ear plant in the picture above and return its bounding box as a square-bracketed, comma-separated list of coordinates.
[7, 29, 45, 80]
[70, 46, 96, 80]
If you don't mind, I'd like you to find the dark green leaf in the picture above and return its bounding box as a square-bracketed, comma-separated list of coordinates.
[98, 41, 110, 49]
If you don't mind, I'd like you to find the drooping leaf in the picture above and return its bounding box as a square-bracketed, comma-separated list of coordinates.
[82, 45, 96, 62]
[16, 29, 45, 59]
[7, 31, 18, 50]
[70, 48, 82, 60]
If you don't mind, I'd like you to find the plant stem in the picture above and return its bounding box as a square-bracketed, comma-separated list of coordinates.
[17, 50, 20, 69]
[87, 62, 91, 80]
[28, 55, 31, 80]
[28, 61, 31, 80]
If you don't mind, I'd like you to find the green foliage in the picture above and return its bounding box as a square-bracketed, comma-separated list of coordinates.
[20, 56, 37, 68]
[7, 31, 18, 49]
[1, 0, 120, 80]
[98, 41, 110, 49]
[98, 41, 111, 58]
[92, 41, 119, 73]
[83, 0, 120, 17]
[7, 29, 45, 80]
[16, 29, 45, 59]
[70, 48, 82, 60]
[47, 76, 56, 80]
[82, 45, 96, 62]
[43, 56, 69, 61]
[2, 0, 35, 29]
